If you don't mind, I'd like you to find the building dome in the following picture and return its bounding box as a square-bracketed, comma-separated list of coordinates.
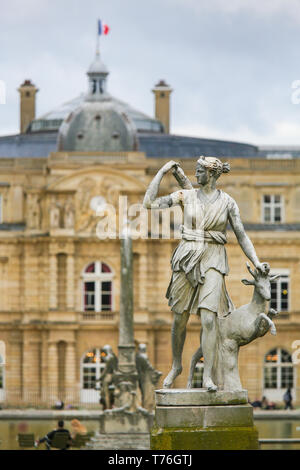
[0, 41, 260, 159]
[57, 99, 138, 152]
[56, 48, 161, 152]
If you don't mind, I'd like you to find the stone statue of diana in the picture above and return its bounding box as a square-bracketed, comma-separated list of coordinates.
[143, 156, 266, 391]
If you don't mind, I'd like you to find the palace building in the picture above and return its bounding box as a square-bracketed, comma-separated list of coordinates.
[0, 45, 299, 407]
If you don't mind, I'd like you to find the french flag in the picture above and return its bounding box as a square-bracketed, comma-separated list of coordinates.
[98, 19, 110, 35]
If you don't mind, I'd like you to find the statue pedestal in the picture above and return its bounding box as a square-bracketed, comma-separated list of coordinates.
[150, 389, 259, 450]
[99, 408, 153, 434]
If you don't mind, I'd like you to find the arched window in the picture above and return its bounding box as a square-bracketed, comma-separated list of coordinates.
[192, 356, 204, 388]
[80, 348, 106, 403]
[263, 348, 295, 402]
[82, 261, 113, 312]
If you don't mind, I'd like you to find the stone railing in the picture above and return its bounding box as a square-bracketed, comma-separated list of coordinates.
[80, 311, 117, 321]
[1, 388, 101, 408]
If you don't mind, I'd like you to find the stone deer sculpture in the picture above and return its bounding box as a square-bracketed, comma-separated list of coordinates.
[187, 262, 280, 391]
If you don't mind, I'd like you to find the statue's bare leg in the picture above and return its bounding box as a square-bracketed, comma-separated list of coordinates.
[163, 310, 190, 388]
[201, 308, 218, 391]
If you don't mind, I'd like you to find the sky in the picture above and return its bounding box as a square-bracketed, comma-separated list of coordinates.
[1, 0, 300, 145]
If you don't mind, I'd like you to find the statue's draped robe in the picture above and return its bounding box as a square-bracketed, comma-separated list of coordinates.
[166, 189, 236, 318]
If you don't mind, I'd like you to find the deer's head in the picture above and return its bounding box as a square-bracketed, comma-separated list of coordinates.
[241, 262, 280, 301]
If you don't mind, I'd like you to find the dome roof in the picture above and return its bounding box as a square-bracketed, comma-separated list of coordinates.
[29, 94, 85, 132]
[56, 47, 164, 152]
[57, 99, 138, 152]
[28, 44, 164, 140]
[29, 93, 163, 134]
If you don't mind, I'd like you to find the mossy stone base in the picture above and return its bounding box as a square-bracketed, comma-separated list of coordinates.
[150, 425, 259, 450]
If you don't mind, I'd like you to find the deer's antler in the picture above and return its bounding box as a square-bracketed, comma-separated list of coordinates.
[270, 274, 281, 282]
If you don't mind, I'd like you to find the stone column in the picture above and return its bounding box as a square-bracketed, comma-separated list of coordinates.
[40, 331, 48, 405]
[65, 341, 77, 403]
[8, 337, 22, 405]
[23, 244, 32, 312]
[49, 254, 57, 309]
[22, 336, 41, 404]
[99, 234, 153, 435]
[47, 342, 58, 403]
[0, 257, 8, 311]
[66, 254, 75, 310]
[118, 236, 136, 376]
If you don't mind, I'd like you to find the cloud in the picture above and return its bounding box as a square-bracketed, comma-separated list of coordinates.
[169, 0, 300, 19]
[1, 0, 300, 146]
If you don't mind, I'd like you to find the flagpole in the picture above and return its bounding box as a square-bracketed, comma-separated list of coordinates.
[96, 19, 100, 56]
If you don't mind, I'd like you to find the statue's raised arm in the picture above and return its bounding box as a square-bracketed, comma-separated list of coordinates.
[143, 161, 192, 209]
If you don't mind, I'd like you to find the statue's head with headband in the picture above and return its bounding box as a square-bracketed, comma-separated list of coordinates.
[196, 156, 230, 180]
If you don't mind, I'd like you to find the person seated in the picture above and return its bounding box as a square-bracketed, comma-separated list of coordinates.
[260, 396, 277, 410]
[54, 400, 64, 410]
[70, 419, 87, 439]
[250, 398, 262, 408]
[36, 420, 71, 450]
[261, 396, 269, 409]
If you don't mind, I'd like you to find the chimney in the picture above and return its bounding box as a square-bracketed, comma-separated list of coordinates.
[152, 80, 172, 134]
[17, 80, 38, 134]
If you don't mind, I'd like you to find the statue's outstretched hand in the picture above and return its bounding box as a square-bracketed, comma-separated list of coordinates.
[161, 160, 179, 174]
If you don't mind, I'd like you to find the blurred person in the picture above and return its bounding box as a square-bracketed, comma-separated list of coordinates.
[283, 388, 293, 410]
[70, 419, 87, 439]
[250, 398, 262, 409]
[54, 400, 64, 410]
[261, 396, 269, 409]
[261, 396, 277, 410]
[35, 420, 71, 450]
[17, 422, 29, 433]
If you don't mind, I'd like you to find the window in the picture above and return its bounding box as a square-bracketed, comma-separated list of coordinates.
[134, 119, 164, 133]
[262, 195, 283, 223]
[264, 348, 294, 390]
[82, 349, 105, 389]
[192, 356, 204, 388]
[270, 272, 289, 312]
[81, 348, 106, 403]
[99, 79, 104, 94]
[82, 261, 113, 312]
[31, 119, 63, 132]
